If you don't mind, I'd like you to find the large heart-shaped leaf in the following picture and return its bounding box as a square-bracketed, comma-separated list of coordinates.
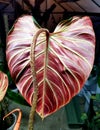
[0, 71, 8, 101]
[6, 15, 95, 118]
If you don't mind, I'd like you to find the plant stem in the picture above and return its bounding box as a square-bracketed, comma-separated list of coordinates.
[28, 28, 49, 130]
[3, 108, 22, 130]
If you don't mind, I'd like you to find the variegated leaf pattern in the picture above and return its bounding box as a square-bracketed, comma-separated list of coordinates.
[0, 71, 8, 101]
[6, 15, 95, 118]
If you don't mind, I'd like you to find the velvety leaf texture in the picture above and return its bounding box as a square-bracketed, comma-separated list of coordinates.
[0, 71, 8, 101]
[6, 15, 95, 118]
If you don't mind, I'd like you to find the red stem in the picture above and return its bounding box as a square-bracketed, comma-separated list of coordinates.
[3, 108, 22, 130]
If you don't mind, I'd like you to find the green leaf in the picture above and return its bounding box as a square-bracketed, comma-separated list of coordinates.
[6, 89, 29, 106]
[81, 113, 88, 121]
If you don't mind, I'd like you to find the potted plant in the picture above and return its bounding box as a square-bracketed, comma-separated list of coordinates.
[5, 13, 95, 130]
[0, 1, 96, 129]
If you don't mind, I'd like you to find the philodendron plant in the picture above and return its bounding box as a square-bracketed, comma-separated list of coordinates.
[0, 71, 22, 130]
[0, 71, 8, 102]
[6, 15, 95, 130]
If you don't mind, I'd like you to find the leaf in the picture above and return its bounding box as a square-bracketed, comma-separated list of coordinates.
[0, 71, 8, 101]
[6, 15, 95, 118]
[6, 88, 29, 106]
